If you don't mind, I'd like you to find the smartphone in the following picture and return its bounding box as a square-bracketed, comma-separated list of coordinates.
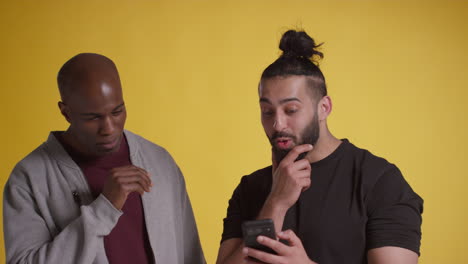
[242, 219, 277, 254]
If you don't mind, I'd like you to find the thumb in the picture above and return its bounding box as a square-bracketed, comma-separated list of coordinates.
[272, 148, 278, 173]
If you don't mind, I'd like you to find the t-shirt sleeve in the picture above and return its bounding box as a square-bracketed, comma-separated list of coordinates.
[220, 176, 246, 243]
[365, 165, 423, 255]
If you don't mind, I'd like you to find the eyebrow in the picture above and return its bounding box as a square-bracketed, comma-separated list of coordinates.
[79, 103, 125, 116]
[112, 103, 125, 111]
[259, 97, 302, 104]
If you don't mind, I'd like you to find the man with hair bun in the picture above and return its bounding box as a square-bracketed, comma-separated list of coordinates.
[217, 30, 423, 264]
[3, 53, 205, 264]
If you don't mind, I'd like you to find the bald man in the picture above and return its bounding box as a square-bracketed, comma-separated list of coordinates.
[3, 53, 205, 264]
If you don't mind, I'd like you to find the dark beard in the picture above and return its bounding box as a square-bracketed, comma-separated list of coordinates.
[271, 113, 320, 164]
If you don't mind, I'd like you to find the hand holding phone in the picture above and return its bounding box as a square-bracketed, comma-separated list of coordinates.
[242, 219, 277, 254]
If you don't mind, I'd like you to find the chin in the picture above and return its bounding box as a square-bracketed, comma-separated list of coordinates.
[103, 147, 119, 154]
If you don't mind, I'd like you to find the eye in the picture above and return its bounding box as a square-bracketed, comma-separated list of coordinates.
[112, 110, 123, 116]
[285, 107, 298, 115]
[261, 109, 274, 117]
[85, 115, 100, 121]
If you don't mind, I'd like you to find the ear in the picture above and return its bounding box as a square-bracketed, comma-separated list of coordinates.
[58, 101, 71, 123]
[317, 96, 332, 121]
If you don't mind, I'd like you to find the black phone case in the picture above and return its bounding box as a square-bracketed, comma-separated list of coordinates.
[242, 219, 277, 254]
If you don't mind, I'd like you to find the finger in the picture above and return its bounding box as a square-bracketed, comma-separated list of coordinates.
[289, 159, 311, 172]
[272, 148, 278, 173]
[132, 167, 153, 186]
[112, 168, 152, 189]
[122, 181, 151, 195]
[256, 235, 289, 256]
[280, 144, 313, 166]
[134, 166, 152, 179]
[122, 182, 148, 195]
[135, 176, 152, 192]
[115, 175, 152, 192]
[117, 175, 150, 188]
[277, 230, 302, 247]
[135, 168, 153, 187]
[299, 177, 311, 190]
[133, 165, 149, 175]
[243, 247, 280, 263]
[112, 165, 150, 178]
[293, 170, 312, 180]
[126, 166, 150, 178]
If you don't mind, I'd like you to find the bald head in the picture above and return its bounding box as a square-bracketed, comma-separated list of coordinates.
[57, 53, 121, 102]
[57, 53, 127, 157]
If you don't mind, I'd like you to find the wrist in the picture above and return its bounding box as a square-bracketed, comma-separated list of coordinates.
[258, 196, 289, 219]
[267, 195, 291, 214]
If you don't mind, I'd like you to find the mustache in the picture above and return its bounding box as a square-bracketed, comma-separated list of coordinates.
[270, 131, 297, 141]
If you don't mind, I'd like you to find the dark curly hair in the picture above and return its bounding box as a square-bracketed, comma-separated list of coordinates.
[261, 30, 327, 99]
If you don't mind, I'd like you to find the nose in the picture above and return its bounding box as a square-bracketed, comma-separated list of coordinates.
[99, 116, 115, 136]
[273, 113, 287, 131]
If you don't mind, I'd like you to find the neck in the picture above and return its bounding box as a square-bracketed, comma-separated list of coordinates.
[305, 127, 341, 163]
[60, 129, 93, 158]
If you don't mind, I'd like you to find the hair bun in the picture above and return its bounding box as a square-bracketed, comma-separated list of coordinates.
[279, 30, 323, 62]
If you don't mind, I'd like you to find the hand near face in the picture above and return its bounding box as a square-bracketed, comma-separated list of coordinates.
[269, 144, 313, 211]
[102, 165, 152, 210]
[243, 230, 317, 264]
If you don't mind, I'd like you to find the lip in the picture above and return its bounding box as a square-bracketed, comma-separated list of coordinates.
[275, 137, 293, 149]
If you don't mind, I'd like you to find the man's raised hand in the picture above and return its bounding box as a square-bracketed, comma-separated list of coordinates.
[102, 165, 152, 210]
[269, 144, 313, 211]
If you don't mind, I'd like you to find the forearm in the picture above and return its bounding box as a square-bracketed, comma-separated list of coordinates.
[367, 247, 418, 264]
[5, 194, 121, 264]
[256, 196, 289, 233]
[216, 239, 245, 264]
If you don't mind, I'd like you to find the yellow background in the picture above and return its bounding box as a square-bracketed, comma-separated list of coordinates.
[1, 0, 467, 263]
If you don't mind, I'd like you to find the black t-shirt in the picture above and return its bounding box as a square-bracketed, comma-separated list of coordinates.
[221, 139, 423, 264]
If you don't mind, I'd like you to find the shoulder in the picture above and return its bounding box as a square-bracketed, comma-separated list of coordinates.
[232, 166, 272, 199]
[345, 141, 422, 208]
[7, 142, 50, 189]
[345, 140, 395, 171]
[241, 166, 272, 185]
[341, 140, 410, 203]
[345, 140, 399, 182]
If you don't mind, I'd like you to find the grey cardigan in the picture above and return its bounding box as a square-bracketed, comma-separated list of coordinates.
[3, 130, 205, 264]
